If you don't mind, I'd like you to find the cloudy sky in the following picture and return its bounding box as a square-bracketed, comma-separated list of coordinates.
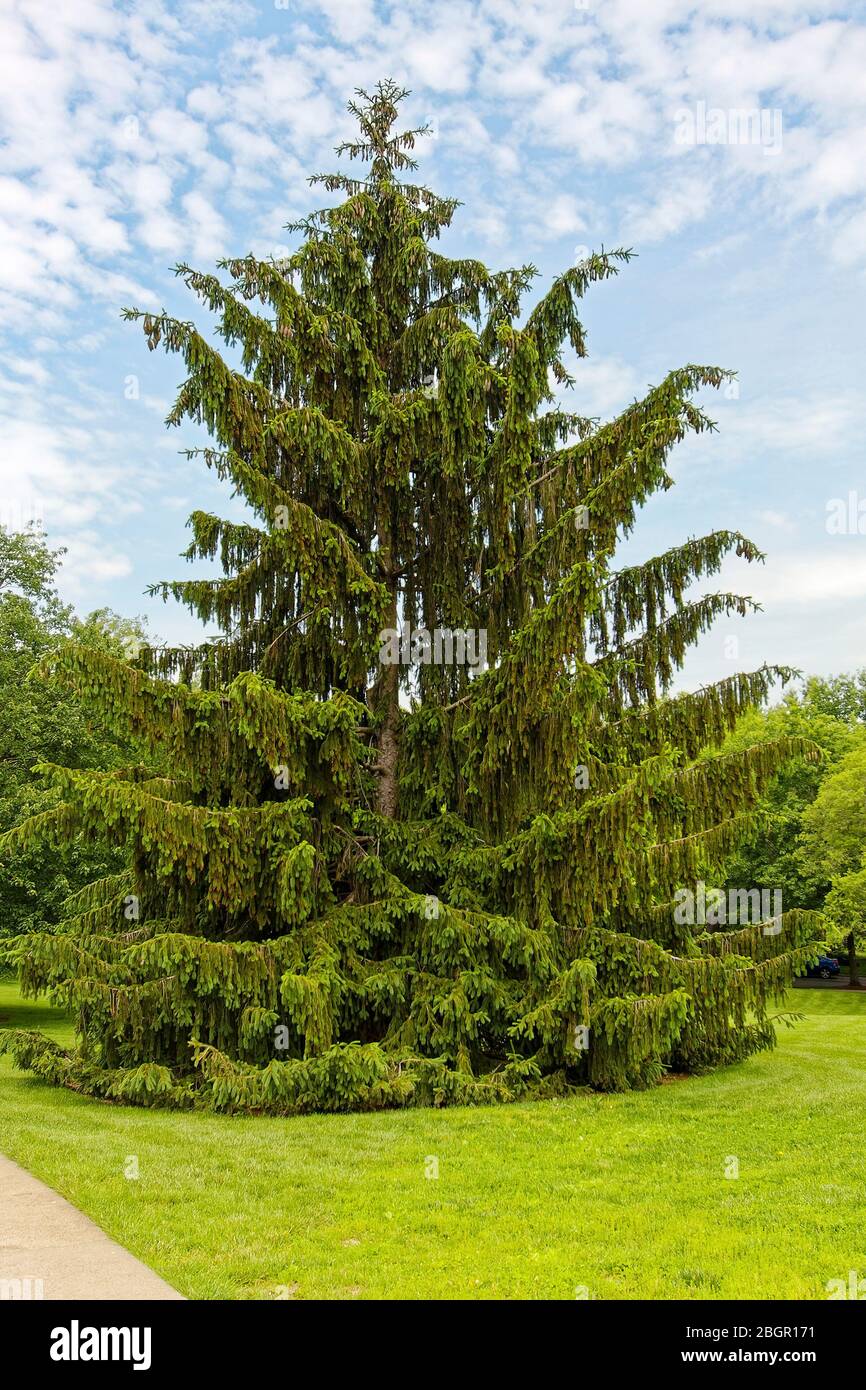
[1, 0, 864, 690]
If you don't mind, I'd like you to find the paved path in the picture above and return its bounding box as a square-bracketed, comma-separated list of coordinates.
[0, 1155, 183, 1300]
[792, 978, 865, 990]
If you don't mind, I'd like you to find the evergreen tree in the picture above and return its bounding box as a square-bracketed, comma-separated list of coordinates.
[0, 83, 824, 1112]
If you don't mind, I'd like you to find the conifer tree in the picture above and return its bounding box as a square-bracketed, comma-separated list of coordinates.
[0, 82, 824, 1112]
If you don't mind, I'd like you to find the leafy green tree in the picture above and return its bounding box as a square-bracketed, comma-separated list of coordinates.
[719, 688, 862, 912]
[0, 528, 149, 938]
[801, 672, 866, 725]
[800, 743, 866, 985]
[0, 83, 823, 1112]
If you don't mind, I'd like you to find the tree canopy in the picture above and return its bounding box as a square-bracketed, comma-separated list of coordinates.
[800, 738, 866, 982]
[719, 684, 863, 913]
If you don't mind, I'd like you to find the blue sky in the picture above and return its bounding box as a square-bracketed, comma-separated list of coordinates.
[1, 0, 864, 691]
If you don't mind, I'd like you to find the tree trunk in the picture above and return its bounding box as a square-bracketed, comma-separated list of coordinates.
[375, 601, 400, 818]
[372, 498, 400, 819]
[847, 931, 860, 987]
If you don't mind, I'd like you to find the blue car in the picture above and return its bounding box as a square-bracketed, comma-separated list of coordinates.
[805, 956, 841, 980]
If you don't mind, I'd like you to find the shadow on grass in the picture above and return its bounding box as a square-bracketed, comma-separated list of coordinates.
[0, 980, 72, 1042]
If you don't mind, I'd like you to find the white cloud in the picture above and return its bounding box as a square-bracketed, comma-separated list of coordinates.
[620, 176, 713, 244]
[720, 546, 866, 609]
[308, 0, 378, 46]
[720, 393, 862, 458]
[58, 531, 134, 594]
[756, 510, 798, 534]
[543, 194, 587, 239]
[181, 191, 229, 264]
[566, 356, 643, 419]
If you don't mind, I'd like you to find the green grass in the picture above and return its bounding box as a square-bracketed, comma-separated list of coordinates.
[1, 979, 864, 1300]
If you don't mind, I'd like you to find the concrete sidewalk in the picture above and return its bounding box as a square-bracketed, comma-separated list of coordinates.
[0, 1155, 184, 1300]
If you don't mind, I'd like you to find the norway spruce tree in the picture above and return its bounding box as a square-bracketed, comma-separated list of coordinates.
[1, 83, 824, 1113]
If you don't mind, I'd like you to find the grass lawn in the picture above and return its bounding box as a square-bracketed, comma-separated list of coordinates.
[1, 979, 864, 1300]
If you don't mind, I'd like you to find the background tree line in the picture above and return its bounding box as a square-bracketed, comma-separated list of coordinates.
[0, 528, 149, 939]
[719, 671, 866, 983]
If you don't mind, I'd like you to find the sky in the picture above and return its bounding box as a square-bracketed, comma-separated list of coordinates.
[1, 0, 865, 693]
